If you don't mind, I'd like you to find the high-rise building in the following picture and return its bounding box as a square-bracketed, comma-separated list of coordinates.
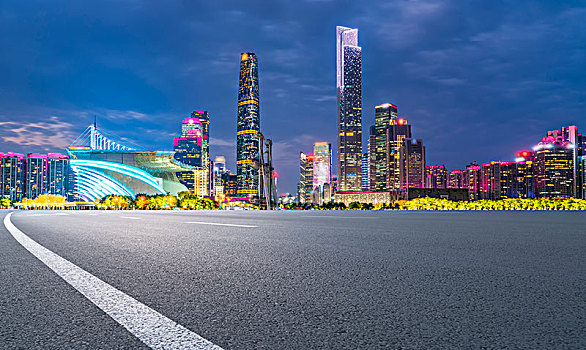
[388, 119, 412, 190]
[425, 165, 448, 189]
[534, 138, 574, 198]
[191, 111, 212, 194]
[174, 117, 208, 196]
[336, 26, 362, 191]
[237, 52, 261, 196]
[313, 142, 332, 204]
[511, 160, 534, 198]
[298, 152, 314, 203]
[24, 154, 48, 199]
[368, 125, 376, 190]
[212, 156, 226, 199]
[448, 170, 464, 189]
[464, 162, 481, 200]
[47, 153, 69, 197]
[191, 111, 210, 167]
[480, 161, 518, 200]
[400, 139, 425, 189]
[361, 152, 369, 190]
[546, 126, 582, 197]
[580, 156, 586, 199]
[220, 172, 238, 197]
[0, 152, 25, 201]
[373, 103, 397, 190]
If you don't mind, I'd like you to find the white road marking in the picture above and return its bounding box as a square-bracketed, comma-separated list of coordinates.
[185, 221, 257, 228]
[120, 216, 141, 220]
[25, 212, 70, 217]
[302, 215, 378, 219]
[4, 213, 223, 350]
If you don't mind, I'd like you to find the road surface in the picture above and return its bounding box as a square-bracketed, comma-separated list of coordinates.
[1, 210, 585, 349]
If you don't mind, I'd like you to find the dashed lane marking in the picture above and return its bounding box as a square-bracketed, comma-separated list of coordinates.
[185, 221, 258, 228]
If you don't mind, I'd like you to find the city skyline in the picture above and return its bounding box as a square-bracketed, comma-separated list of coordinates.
[0, 2, 585, 194]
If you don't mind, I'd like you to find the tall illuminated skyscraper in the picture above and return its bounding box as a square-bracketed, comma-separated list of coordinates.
[336, 26, 362, 191]
[236, 52, 260, 196]
[374, 103, 397, 191]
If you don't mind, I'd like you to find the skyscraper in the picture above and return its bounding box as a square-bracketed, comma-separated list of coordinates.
[373, 103, 397, 191]
[313, 142, 332, 204]
[368, 125, 376, 190]
[534, 138, 574, 198]
[336, 26, 362, 191]
[237, 52, 260, 196]
[298, 152, 314, 203]
[0, 152, 24, 201]
[361, 152, 369, 190]
[400, 139, 426, 189]
[174, 117, 207, 196]
[388, 118, 412, 190]
[425, 165, 448, 189]
[25, 153, 48, 199]
[191, 111, 210, 166]
[47, 153, 69, 197]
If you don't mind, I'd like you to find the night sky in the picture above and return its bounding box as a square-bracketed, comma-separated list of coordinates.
[1, 1, 584, 194]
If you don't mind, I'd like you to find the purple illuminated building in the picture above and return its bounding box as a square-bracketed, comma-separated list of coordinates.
[0, 152, 25, 201]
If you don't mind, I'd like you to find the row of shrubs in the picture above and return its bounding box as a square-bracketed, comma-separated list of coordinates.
[98, 192, 219, 210]
[283, 197, 586, 211]
[6, 194, 586, 211]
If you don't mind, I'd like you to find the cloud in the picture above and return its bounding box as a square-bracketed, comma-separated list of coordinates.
[210, 137, 235, 147]
[0, 116, 76, 149]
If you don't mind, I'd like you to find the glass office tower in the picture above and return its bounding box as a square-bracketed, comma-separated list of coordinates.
[336, 26, 362, 191]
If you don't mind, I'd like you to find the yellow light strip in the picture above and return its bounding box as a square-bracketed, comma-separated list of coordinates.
[236, 130, 259, 136]
[238, 100, 259, 106]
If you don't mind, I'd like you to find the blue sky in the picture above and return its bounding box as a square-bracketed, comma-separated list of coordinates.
[0, 1, 584, 193]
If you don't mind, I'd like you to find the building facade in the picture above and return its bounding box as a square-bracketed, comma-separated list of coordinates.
[25, 154, 48, 199]
[373, 103, 397, 190]
[298, 152, 314, 203]
[425, 165, 448, 189]
[222, 173, 238, 197]
[336, 26, 362, 191]
[0, 152, 25, 201]
[448, 170, 464, 189]
[312, 142, 332, 204]
[388, 119, 412, 190]
[174, 117, 208, 196]
[400, 138, 425, 189]
[361, 152, 369, 190]
[368, 125, 376, 190]
[47, 153, 69, 198]
[534, 139, 574, 198]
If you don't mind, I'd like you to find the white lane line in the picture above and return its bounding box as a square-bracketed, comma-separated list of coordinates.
[120, 216, 141, 220]
[4, 213, 222, 350]
[302, 215, 378, 219]
[185, 221, 257, 228]
[26, 213, 70, 217]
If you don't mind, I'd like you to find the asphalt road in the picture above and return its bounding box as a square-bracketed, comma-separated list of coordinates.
[1, 210, 585, 349]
